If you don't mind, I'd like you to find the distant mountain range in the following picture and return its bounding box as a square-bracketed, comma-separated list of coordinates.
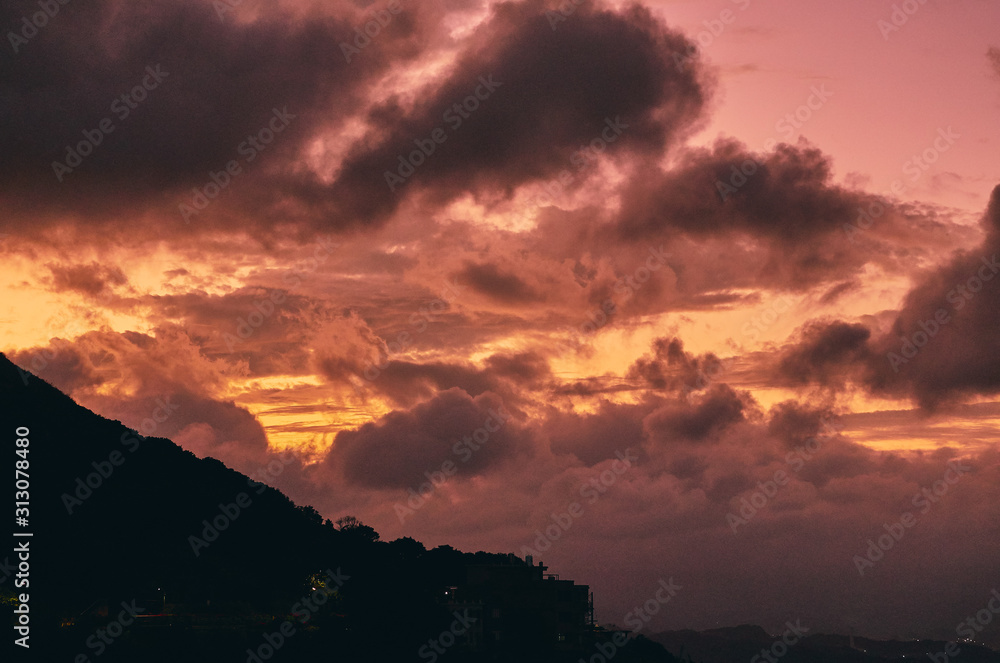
[652, 624, 1000, 662]
[2, 352, 997, 663]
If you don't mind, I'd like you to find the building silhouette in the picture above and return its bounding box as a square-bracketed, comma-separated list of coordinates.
[441, 554, 594, 657]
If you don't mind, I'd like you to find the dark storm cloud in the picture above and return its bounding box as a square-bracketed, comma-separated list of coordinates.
[0, 0, 391, 232]
[626, 336, 730, 394]
[483, 351, 550, 384]
[355, 359, 495, 406]
[326, 0, 709, 223]
[103, 287, 331, 377]
[616, 139, 873, 243]
[1, 0, 710, 240]
[863, 185, 1000, 408]
[456, 261, 543, 303]
[770, 186, 1000, 409]
[8, 339, 106, 393]
[644, 384, 751, 444]
[777, 320, 872, 387]
[326, 387, 525, 488]
[340, 351, 549, 408]
[542, 400, 647, 465]
[575, 137, 965, 296]
[46, 261, 128, 296]
[818, 280, 859, 304]
[767, 401, 837, 448]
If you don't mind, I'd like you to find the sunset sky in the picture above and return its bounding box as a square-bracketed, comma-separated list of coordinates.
[3, 0, 1000, 645]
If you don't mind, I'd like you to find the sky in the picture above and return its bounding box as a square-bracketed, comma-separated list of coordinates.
[3, 0, 1000, 646]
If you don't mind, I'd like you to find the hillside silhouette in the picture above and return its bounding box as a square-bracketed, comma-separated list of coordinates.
[0, 353, 679, 663]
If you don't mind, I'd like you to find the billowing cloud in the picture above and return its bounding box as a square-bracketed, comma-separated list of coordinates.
[773, 186, 1000, 409]
[326, 387, 527, 488]
[457, 261, 544, 304]
[777, 320, 872, 387]
[1, 0, 378, 233]
[865, 185, 1000, 408]
[334, 350, 550, 409]
[0, 0, 710, 241]
[543, 399, 647, 465]
[7, 328, 273, 472]
[327, 0, 710, 224]
[627, 336, 730, 394]
[644, 384, 753, 445]
[46, 261, 128, 296]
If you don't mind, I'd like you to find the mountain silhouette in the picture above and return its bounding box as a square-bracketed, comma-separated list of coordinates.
[0, 353, 680, 663]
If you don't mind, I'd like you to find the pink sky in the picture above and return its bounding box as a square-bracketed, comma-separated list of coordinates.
[3, 0, 1000, 646]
